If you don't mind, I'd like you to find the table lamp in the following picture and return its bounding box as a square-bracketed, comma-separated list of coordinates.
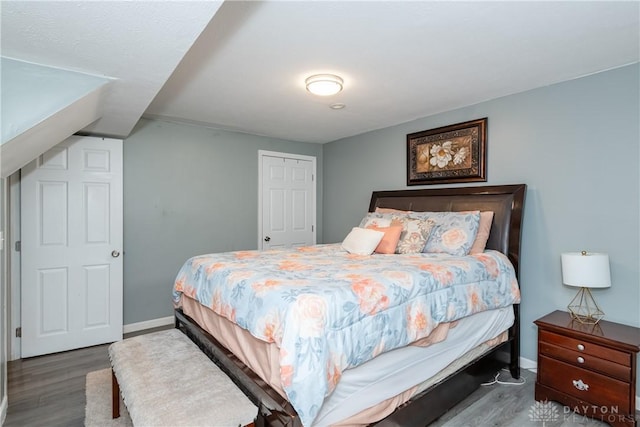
[561, 251, 611, 324]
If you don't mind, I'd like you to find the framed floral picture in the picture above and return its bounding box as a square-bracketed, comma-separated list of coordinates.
[406, 118, 487, 185]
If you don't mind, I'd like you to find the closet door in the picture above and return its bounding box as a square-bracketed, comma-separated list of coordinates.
[259, 151, 316, 250]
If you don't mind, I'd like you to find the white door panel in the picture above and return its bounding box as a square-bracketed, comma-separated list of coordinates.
[259, 152, 316, 250]
[38, 268, 68, 334]
[21, 136, 123, 357]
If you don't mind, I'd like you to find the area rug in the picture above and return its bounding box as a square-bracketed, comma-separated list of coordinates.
[85, 368, 133, 427]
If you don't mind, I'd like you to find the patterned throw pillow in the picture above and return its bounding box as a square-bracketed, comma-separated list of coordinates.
[394, 217, 436, 254]
[411, 211, 481, 256]
[358, 212, 395, 228]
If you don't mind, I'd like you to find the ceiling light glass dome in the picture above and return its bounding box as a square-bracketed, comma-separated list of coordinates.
[305, 74, 343, 96]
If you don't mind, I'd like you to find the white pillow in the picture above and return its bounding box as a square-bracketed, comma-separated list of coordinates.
[341, 227, 385, 255]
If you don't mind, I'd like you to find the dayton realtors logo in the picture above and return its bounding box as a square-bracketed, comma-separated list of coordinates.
[529, 401, 636, 425]
[528, 400, 560, 426]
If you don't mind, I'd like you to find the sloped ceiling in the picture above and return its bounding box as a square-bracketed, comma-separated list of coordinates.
[1, 58, 110, 144]
[1, 0, 639, 150]
[0, 58, 110, 177]
[1, 1, 223, 176]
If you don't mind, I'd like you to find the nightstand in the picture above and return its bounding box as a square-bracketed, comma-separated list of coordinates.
[535, 310, 640, 427]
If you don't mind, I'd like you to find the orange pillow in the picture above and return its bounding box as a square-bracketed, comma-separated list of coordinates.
[366, 225, 403, 254]
[469, 211, 494, 254]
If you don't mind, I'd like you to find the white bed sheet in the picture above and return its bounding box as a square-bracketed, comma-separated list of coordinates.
[314, 307, 515, 426]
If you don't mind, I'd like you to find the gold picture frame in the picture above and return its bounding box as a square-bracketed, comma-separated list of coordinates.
[407, 118, 487, 185]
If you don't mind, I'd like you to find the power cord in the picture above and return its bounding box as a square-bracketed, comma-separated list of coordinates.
[481, 368, 527, 386]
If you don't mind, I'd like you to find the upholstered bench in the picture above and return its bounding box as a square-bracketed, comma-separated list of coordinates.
[109, 328, 257, 427]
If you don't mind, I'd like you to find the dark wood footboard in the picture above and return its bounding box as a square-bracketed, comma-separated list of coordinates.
[175, 309, 299, 427]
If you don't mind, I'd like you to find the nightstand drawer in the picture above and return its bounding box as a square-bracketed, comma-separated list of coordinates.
[538, 355, 630, 413]
[540, 330, 631, 366]
[539, 341, 631, 381]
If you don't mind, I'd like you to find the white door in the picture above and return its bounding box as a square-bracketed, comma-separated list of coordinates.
[21, 135, 123, 358]
[259, 151, 316, 250]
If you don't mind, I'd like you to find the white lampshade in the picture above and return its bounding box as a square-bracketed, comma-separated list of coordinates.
[561, 252, 611, 289]
[305, 74, 343, 96]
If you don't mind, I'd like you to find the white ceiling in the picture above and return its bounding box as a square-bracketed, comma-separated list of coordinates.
[1, 0, 223, 138]
[3, 1, 639, 144]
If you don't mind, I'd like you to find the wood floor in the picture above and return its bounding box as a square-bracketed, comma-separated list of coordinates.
[429, 370, 613, 427]
[4, 327, 168, 427]
[5, 343, 110, 427]
[3, 330, 633, 427]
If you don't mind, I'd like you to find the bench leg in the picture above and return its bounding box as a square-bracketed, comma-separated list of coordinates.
[112, 369, 120, 419]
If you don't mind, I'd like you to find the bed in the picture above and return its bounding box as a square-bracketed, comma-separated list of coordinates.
[173, 183, 526, 427]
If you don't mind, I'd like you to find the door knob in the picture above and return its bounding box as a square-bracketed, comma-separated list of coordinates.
[111, 250, 120, 258]
[264, 236, 271, 242]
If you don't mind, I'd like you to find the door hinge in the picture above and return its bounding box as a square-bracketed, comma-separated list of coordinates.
[16, 327, 21, 338]
[15, 241, 21, 252]
[312, 225, 314, 232]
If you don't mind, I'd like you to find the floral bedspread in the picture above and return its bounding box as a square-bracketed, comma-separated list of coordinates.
[172, 244, 520, 426]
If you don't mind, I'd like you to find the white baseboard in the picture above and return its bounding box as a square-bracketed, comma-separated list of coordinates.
[520, 356, 537, 372]
[1, 395, 7, 425]
[123, 316, 174, 334]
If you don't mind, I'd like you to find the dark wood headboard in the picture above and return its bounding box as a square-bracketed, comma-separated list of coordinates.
[368, 184, 526, 279]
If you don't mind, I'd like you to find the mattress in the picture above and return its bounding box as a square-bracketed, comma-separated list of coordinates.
[315, 306, 514, 426]
[180, 295, 514, 426]
[173, 244, 520, 426]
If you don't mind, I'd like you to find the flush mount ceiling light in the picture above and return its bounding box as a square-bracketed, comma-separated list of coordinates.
[305, 74, 343, 96]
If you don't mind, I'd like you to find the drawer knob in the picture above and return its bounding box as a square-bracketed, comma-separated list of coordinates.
[577, 356, 585, 364]
[573, 379, 589, 391]
[577, 344, 585, 351]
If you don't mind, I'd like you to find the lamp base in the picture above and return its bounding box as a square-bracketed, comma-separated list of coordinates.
[568, 287, 605, 324]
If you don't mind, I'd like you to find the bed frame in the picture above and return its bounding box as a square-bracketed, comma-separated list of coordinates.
[175, 183, 526, 427]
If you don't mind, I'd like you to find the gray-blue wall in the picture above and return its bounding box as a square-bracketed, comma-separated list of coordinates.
[322, 64, 640, 368]
[123, 64, 639, 395]
[123, 118, 323, 324]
